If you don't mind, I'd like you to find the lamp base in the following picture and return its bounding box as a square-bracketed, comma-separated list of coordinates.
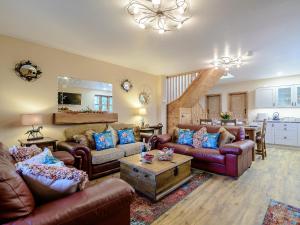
[27, 137, 44, 141]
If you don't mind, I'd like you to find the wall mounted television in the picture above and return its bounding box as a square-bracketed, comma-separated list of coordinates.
[58, 92, 81, 105]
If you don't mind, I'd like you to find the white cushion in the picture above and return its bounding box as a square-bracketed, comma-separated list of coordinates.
[16, 164, 88, 201]
[91, 148, 125, 165]
[117, 142, 143, 157]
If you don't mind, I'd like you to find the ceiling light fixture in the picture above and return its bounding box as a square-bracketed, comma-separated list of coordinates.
[212, 56, 243, 72]
[127, 0, 190, 33]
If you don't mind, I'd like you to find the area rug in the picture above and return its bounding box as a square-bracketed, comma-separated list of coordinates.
[130, 170, 212, 225]
[263, 199, 300, 225]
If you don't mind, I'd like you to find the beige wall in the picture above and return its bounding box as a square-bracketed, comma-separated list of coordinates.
[0, 35, 161, 146]
[202, 74, 300, 122]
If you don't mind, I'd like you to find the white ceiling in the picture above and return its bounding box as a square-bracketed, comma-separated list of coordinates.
[0, 0, 300, 83]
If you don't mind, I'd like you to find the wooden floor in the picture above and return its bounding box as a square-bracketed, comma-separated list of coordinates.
[98, 146, 300, 225]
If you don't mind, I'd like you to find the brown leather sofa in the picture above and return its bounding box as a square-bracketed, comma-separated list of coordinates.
[57, 123, 145, 180]
[0, 142, 134, 225]
[153, 124, 255, 178]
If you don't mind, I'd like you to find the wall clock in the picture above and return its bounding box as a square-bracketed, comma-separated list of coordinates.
[121, 79, 133, 92]
[15, 60, 42, 82]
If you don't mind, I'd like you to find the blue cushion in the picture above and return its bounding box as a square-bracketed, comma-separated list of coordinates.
[177, 129, 194, 146]
[93, 131, 115, 151]
[117, 129, 135, 145]
[202, 133, 220, 149]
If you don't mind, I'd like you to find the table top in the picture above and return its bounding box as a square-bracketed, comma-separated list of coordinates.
[18, 137, 58, 145]
[119, 150, 193, 175]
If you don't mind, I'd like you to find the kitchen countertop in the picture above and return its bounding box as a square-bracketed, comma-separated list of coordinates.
[255, 120, 300, 123]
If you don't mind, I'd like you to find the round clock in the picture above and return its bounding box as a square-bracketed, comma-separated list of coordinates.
[121, 79, 133, 92]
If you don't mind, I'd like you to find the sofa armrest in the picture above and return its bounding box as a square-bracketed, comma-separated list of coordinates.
[57, 141, 92, 177]
[157, 134, 172, 144]
[219, 140, 255, 155]
[7, 178, 134, 225]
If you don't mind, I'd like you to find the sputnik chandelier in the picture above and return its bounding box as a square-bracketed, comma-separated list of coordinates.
[127, 0, 190, 34]
[212, 56, 243, 71]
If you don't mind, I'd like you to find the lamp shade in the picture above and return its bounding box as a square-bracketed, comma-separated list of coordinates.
[21, 114, 43, 126]
[138, 108, 147, 116]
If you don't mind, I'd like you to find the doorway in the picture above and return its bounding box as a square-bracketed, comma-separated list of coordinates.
[228, 92, 248, 120]
[206, 94, 221, 119]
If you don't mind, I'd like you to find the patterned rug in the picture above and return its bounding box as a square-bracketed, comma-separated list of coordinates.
[263, 199, 300, 225]
[130, 170, 212, 225]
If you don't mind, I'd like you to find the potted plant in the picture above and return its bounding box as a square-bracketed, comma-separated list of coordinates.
[220, 112, 231, 120]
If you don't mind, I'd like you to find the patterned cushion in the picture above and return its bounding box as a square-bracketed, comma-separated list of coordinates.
[93, 131, 115, 151]
[85, 129, 96, 149]
[16, 148, 64, 167]
[192, 127, 208, 148]
[117, 142, 143, 156]
[16, 164, 88, 201]
[218, 127, 236, 147]
[106, 125, 118, 146]
[91, 148, 125, 165]
[177, 129, 194, 146]
[109, 123, 141, 142]
[118, 129, 136, 145]
[202, 133, 221, 149]
[9, 145, 42, 162]
[72, 134, 89, 147]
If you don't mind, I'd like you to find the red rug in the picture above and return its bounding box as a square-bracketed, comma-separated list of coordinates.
[130, 170, 212, 225]
[263, 199, 300, 225]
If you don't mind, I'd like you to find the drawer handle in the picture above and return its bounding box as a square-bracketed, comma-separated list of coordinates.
[284, 137, 287, 139]
[133, 168, 139, 173]
[174, 167, 178, 176]
[284, 128, 287, 131]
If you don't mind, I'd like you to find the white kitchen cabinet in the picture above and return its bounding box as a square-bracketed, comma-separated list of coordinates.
[255, 87, 275, 108]
[266, 122, 299, 146]
[255, 84, 300, 108]
[276, 86, 293, 107]
[274, 123, 298, 146]
[265, 122, 275, 144]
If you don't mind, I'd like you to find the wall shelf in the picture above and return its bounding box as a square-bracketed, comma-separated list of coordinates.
[53, 112, 118, 125]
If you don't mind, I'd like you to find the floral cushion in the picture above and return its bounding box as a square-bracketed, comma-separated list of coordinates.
[177, 129, 194, 146]
[16, 164, 88, 201]
[16, 148, 64, 167]
[118, 129, 136, 145]
[202, 133, 221, 149]
[93, 131, 115, 151]
[9, 145, 42, 162]
[192, 127, 208, 148]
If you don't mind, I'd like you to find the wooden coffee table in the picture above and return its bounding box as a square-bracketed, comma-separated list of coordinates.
[119, 150, 193, 201]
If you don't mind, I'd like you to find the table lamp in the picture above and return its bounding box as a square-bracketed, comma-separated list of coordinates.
[21, 114, 44, 141]
[138, 108, 147, 128]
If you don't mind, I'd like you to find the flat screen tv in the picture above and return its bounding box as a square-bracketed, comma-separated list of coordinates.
[58, 92, 81, 105]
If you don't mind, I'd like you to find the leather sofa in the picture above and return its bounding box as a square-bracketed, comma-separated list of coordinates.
[153, 124, 255, 177]
[0, 142, 134, 225]
[57, 123, 145, 180]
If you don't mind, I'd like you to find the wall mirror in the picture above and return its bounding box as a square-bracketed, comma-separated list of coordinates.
[57, 76, 113, 112]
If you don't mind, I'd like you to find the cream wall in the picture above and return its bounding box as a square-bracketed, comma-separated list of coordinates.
[202, 74, 300, 122]
[0, 35, 161, 146]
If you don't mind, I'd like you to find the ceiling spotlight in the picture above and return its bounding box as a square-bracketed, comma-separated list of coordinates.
[139, 23, 146, 29]
[159, 29, 165, 34]
[177, 22, 183, 29]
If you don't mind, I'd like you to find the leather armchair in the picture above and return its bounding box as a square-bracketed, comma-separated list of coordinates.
[5, 179, 134, 225]
[0, 142, 134, 225]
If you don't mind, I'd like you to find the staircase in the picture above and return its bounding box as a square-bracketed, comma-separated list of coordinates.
[166, 68, 224, 133]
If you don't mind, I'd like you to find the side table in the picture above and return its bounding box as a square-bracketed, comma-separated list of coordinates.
[18, 137, 58, 151]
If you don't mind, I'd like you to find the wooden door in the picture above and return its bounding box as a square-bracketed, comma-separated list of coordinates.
[229, 92, 248, 120]
[180, 108, 192, 124]
[206, 95, 221, 119]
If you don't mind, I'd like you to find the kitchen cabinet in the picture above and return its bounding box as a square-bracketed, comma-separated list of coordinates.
[255, 87, 275, 108]
[266, 122, 299, 146]
[276, 86, 293, 107]
[255, 84, 300, 108]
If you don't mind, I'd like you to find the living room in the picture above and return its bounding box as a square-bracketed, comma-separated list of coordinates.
[0, 1, 299, 225]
